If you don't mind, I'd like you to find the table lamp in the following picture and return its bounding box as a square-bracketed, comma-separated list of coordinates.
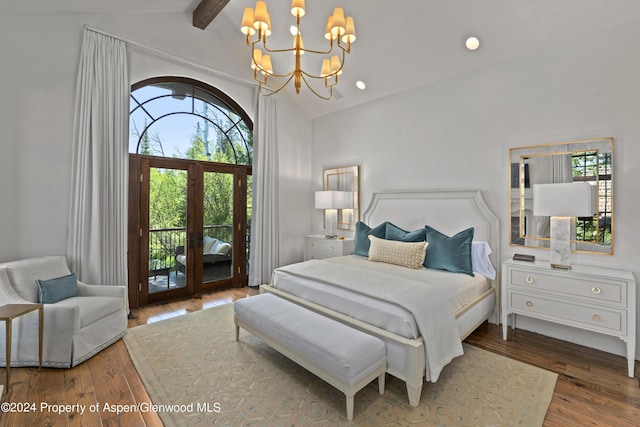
[315, 191, 351, 239]
[533, 182, 597, 269]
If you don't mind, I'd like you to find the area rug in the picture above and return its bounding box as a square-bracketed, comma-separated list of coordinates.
[124, 303, 557, 426]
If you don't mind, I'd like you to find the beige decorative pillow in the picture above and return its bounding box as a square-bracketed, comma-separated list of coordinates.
[367, 235, 428, 269]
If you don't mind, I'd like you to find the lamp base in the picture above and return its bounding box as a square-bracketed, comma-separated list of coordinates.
[550, 216, 572, 269]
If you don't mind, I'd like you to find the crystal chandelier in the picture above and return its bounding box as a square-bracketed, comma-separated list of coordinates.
[240, 0, 356, 100]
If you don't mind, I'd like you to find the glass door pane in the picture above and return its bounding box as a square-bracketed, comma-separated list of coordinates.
[201, 170, 234, 287]
[147, 166, 188, 295]
[246, 174, 252, 277]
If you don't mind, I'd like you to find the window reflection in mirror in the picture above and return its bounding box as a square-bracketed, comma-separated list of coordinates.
[323, 166, 359, 231]
[509, 138, 613, 255]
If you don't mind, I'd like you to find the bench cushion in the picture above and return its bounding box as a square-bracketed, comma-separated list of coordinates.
[234, 293, 385, 386]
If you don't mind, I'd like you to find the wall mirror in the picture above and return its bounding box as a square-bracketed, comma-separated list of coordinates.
[324, 165, 360, 231]
[509, 137, 613, 255]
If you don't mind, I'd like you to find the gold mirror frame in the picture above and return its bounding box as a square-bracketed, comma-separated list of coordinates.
[323, 165, 360, 231]
[509, 137, 613, 255]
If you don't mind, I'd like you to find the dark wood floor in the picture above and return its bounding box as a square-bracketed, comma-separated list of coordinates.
[1, 287, 638, 426]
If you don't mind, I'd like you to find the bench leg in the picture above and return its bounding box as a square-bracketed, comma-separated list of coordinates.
[345, 394, 354, 421]
[378, 373, 385, 395]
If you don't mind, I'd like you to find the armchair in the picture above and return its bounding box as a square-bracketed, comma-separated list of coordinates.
[0, 256, 127, 368]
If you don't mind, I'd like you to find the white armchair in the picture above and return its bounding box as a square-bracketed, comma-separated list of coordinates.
[0, 256, 127, 368]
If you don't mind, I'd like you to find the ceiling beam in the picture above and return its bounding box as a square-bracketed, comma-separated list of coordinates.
[193, 0, 230, 30]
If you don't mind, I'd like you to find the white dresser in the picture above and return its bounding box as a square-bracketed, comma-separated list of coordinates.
[502, 258, 636, 377]
[304, 235, 355, 261]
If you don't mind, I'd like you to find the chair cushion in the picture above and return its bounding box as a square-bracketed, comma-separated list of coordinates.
[4, 256, 72, 303]
[55, 296, 124, 328]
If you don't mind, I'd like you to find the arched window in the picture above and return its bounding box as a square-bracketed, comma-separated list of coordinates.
[129, 77, 252, 165]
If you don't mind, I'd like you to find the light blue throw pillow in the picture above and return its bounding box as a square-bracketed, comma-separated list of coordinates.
[423, 226, 474, 276]
[385, 222, 427, 242]
[36, 272, 78, 304]
[353, 221, 388, 256]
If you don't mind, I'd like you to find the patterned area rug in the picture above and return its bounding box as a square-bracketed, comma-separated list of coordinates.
[124, 303, 557, 426]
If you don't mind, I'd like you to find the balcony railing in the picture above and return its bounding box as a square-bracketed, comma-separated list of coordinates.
[148, 225, 234, 272]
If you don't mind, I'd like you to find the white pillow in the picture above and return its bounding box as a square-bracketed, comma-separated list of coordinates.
[203, 236, 217, 254]
[215, 242, 232, 256]
[471, 241, 496, 279]
[367, 235, 428, 269]
[210, 240, 231, 255]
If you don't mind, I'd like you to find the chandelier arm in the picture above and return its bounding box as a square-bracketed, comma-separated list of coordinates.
[301, 74, 332, 100]
[257, 36, 342, 56]
[299, 48, 347, 80]
[260, 73, 296, 96]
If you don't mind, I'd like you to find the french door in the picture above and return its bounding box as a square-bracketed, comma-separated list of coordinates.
[129, 155, 250, 306]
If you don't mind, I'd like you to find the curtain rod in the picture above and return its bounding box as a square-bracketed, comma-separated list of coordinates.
[84, 25, 257, 90]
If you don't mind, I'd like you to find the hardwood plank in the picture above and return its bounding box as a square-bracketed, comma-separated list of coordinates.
[114, 339, 164, 427]
[192, 0, 230, 30]
[87, 346, 146, 426]
[66, 362, 102, 427]
[28, 367, 66, 427]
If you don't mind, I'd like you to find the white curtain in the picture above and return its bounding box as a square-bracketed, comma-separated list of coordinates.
[248, 92, 279, 287]
[67, 29, 130, 291]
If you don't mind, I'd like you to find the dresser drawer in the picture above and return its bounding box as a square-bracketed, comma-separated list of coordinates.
[306, 239, 343, 255]
[509, 269, 626, 306]
[509, 291, 626, 334]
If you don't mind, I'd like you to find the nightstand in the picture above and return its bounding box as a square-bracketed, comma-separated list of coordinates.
[304, 235, 355, 261]
[502, 259, 636, 377]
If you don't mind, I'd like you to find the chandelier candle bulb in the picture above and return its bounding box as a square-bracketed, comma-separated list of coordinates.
[241, 8, 256, 36]
[291, 0, 305, 18]
[325, 16, 335, 40]
[331, 55, 341, 75]
[253, 1, 269, 32]
[343, 17, 356, 44]
[251, 49, 262, 69]
[331, 7, 346, 37]
[261, 55, 273, 74]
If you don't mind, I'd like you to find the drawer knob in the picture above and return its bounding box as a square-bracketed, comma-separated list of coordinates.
[526, 300, 533, 307]
[592, 314, 601, 321]
[592, 287, 601, 294]
[526, 276, 534, 284]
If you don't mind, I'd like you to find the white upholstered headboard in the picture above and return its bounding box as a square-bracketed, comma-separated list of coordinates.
[363, 188, 501, 297]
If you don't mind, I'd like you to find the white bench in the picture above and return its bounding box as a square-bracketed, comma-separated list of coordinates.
[234, 293, 386, 421]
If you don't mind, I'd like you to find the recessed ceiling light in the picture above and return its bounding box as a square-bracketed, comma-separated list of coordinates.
[465, 36, 480, 51]
[356, 80, 366, 90]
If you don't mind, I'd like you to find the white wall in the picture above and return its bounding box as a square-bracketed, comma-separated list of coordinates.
[0, 12, 312, 267]
[312, 19, 640, 360]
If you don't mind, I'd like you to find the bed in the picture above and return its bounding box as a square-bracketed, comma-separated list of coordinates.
[261, 189, 500, 406]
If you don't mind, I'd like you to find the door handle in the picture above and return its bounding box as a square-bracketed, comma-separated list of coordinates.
[188, 232, 195, 250]
[197, 232, 203, 249]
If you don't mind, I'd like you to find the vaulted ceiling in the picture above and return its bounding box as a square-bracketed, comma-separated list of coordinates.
[4, 0, 640, 119]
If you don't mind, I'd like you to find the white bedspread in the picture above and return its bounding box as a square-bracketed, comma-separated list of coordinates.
[273, 257, 464, 382]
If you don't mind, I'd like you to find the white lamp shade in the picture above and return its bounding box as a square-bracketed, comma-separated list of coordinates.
[533, 183, 597, 217]
[315, 191, 351, 209]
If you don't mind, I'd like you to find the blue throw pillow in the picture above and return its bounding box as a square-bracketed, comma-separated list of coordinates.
[385, 222, 426, 242]
[423, 226, 474, 276]
[353, 221, 388, 256]
[36, 272, 78, 304]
